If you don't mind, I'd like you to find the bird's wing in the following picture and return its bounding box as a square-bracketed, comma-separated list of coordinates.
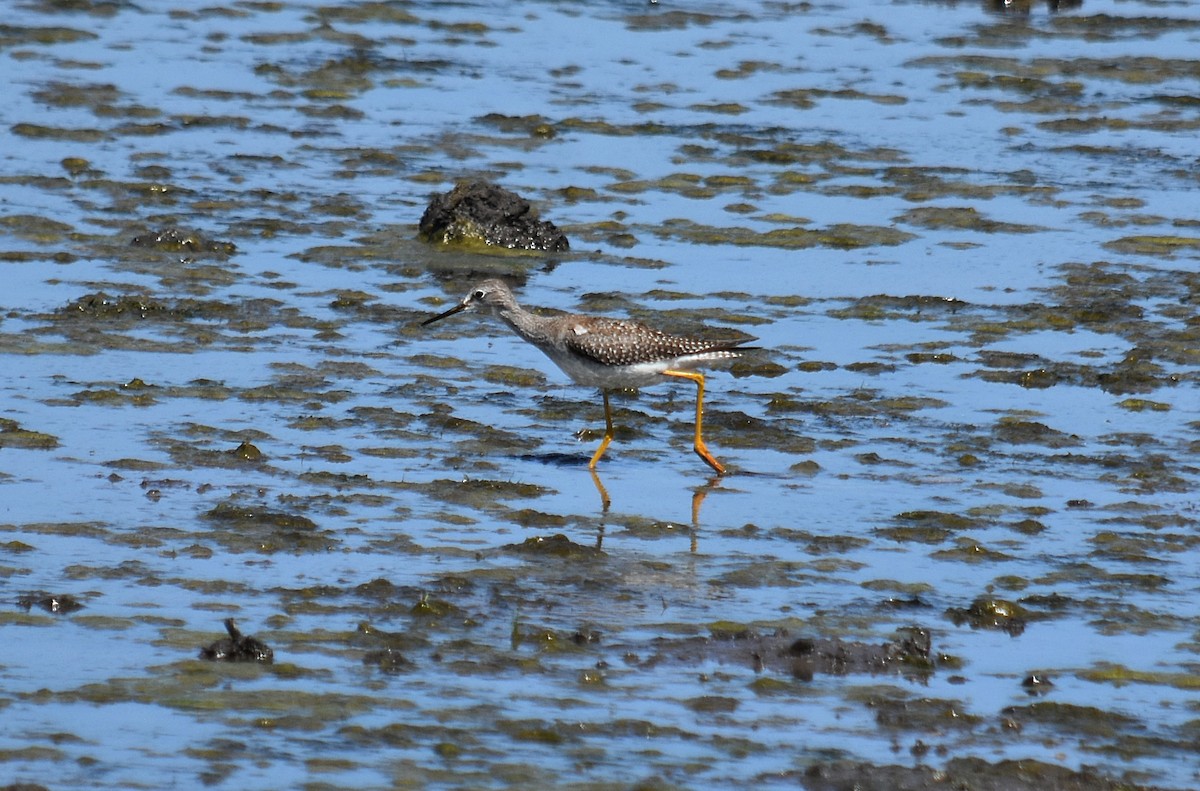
[563, 318, 741, 366]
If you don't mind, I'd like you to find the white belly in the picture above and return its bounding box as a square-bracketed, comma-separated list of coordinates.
[542, 346, 669, 389]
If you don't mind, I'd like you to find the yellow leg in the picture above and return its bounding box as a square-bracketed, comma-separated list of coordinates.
[588, 390, 615, 470]
[662, 369, 727, 475]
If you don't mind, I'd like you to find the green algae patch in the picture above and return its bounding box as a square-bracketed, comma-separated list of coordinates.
[609, 172, 713, 198]
[410, 594, 464, 620]
[931, 540, 1017, 564]
[1103, 235, 1200, 256]
[416, 478, 551, 507]
[993, 417, 1082, 448]
[229, 441, 265, 462]
[0, 25, 98, 46]
[685, 695, 739, 714]
[509, 509, 569, 530]
[708, 410, 815, 455]
[656, 218, 915, 250]
[866, 694, 982, 731]
[767, 528, 867, 554]
[829, 294, 968, 321]
[897, 206, 1044, 234]
[1002, 701, 1138, 738]
[481, 364, 547, 388]
[768, 87, 907, 108]
[624, 10, 726, 31]
[17, 522, 110, 540]
[749, 676, 803, 696]
[418, 413, 534, 455]
[73, 614, 135, 631]
[155, 436, 274, 470]
[876, 510, 978, 544]
[198, 502, 335, 554]
[1078, 663, 1200, 690]
[1089, 529, 1200, 564]
[48, 292, 310, 350]
[1117, 398, 1170, 412]
[946, 597, 1028, 636]
[805, 757, 1154, 790]
[497, 720, 566, 745]
[0, 418, 59, 450]
[11, 123, 108, 142]
[715, 560, 822, 588]
[904, 352, 958, 365]
[1018, 369, 1060, 389]
[503, 534, 603, 559]
[59, 674, 381, 720]
[0, 212, 75, 243]
[0, 745, 65, 762]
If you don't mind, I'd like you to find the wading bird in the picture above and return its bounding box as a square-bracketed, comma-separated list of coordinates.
[422, 279, 756, 474]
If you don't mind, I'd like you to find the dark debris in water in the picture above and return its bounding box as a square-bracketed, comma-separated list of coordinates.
[1021, 673, 1055, 696]
[199, 618, 274, 663]
[17, 592, 85, 614]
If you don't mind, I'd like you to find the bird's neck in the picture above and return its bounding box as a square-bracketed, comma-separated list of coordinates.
[496, 307, 551, 346]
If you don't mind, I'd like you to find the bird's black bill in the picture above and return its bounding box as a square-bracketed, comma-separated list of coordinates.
[421, 301, 469, 327]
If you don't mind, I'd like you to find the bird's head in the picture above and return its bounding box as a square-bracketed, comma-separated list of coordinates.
[421, 279, 516, 326]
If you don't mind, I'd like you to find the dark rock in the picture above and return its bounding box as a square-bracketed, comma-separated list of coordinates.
[418, 180, 569, 251]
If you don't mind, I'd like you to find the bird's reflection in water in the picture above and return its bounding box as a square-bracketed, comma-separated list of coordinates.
[589, 469, 612, 514]
[589, 470, 723, 553]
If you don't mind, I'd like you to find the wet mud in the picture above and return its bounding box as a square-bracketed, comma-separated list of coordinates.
[2, 1, 1199, 789]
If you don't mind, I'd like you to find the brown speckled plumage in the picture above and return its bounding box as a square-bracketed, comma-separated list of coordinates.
[563, 317, 745, 368]
[421, 278, 758, 474]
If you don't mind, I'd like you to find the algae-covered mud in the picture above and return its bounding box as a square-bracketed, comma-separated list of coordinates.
[2, 1, 1199, 789]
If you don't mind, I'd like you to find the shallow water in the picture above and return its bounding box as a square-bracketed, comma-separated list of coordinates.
[2, 0, 1200, 789]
